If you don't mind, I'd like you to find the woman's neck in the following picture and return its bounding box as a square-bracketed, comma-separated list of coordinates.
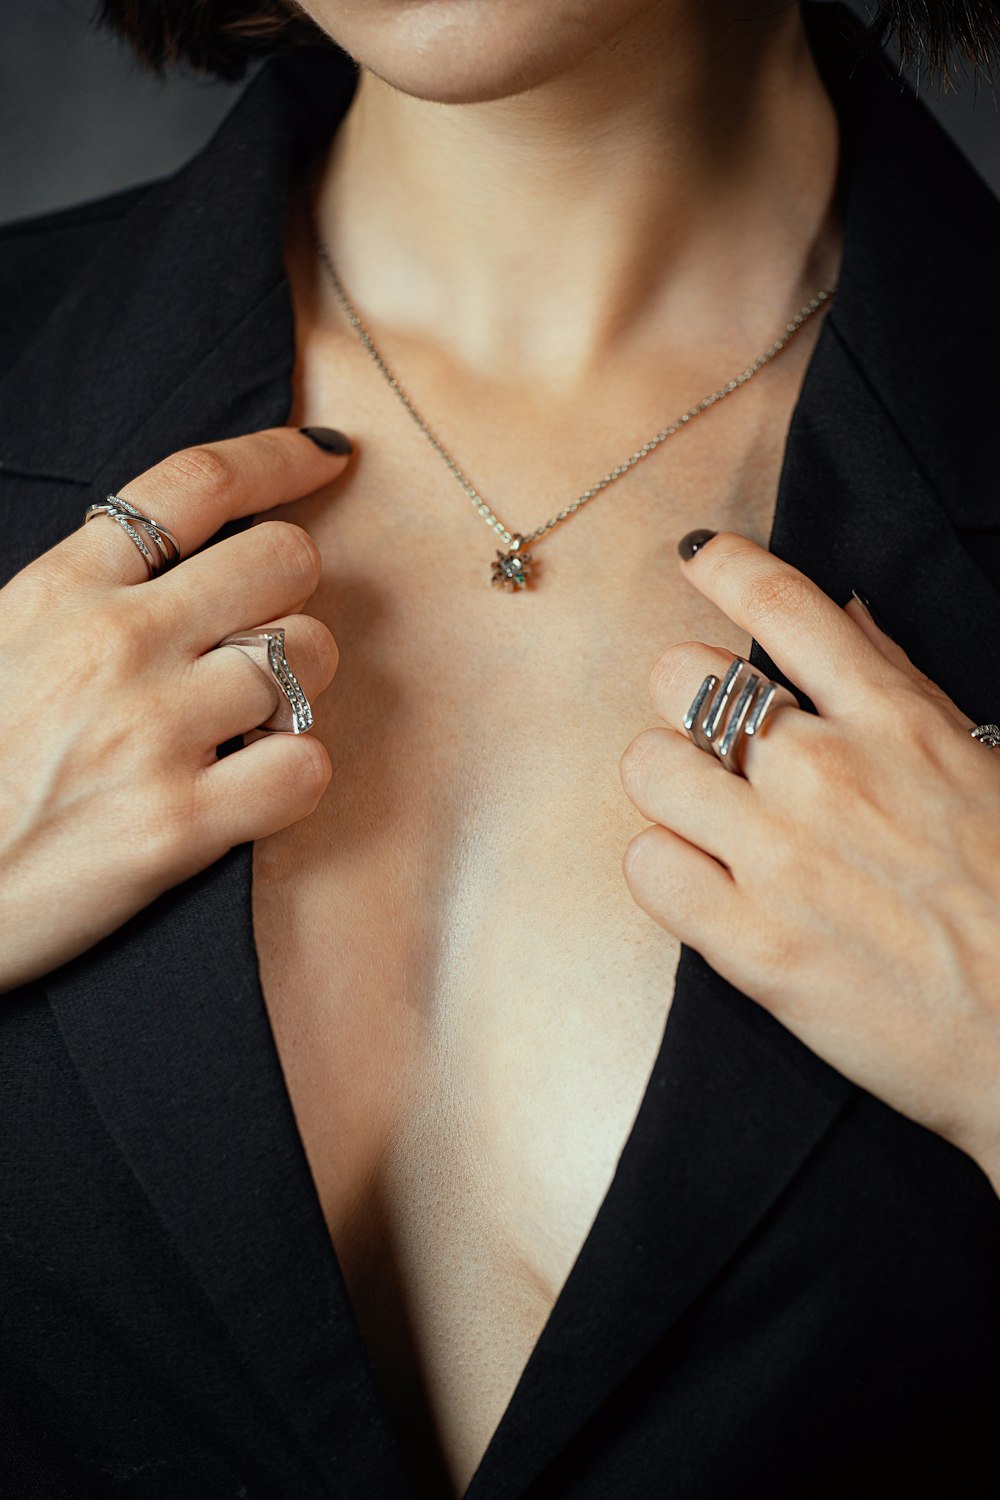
[310, 2, 842, 390]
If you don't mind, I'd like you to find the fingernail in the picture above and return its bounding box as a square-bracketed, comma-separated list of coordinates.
[678, 528, 717, 561]
[851, 587, 885, 630]
[300, 426, 353, 455]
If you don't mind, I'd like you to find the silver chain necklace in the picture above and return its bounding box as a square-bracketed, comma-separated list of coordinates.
[307, 195, 835, 591]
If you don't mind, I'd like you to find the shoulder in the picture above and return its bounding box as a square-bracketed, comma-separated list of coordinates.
[0, 181, 161, 372]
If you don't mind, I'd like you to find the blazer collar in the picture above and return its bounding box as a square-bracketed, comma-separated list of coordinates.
[25, 6, 1000, 1496]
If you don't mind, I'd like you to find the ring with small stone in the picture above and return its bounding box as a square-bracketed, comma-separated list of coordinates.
[84, 494, 181, 580]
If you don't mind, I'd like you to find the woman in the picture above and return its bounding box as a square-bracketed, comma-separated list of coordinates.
[0, 0, 998, 1494]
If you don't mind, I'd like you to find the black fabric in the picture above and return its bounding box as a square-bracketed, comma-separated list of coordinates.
[0, 184, 156, 372]
[1, 6, 999, 1497]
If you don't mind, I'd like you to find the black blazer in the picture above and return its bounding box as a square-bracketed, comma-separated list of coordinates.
[1, 6, 998, 1497]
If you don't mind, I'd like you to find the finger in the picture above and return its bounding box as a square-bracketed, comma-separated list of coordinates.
[678, 531, 897, 715]
[623, 822, 739, 953]
[153, 520, 324, 652]
[845, 592, 971, 728]
[56, 427, 352, 587]
[196, 729, 333, 851]
[647, 640, 800, 781]
[619, 726, 750, 866]
[844, 592, 917, 672]
[187, 613, 339, 752]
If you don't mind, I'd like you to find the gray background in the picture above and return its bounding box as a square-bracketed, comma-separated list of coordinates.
[1, 0, 998, 227]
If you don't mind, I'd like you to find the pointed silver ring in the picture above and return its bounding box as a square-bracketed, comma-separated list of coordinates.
[217, 628, 314, 735]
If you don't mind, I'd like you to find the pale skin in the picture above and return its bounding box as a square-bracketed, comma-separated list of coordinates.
[1, 0, 998, 1494]
[621, 533, 1000, 1196]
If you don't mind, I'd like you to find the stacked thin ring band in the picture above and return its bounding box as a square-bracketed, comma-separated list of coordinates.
[84, 493, 181, 580]
[684, 657, 780, 776]
[82, 494, 314, 736]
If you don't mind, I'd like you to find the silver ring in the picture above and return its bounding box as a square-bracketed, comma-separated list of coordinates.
[84, 493, 181, 580]
[683, 656, 782, 776]
[970, 723, 1000, 749]
[217, 628, 313, 735]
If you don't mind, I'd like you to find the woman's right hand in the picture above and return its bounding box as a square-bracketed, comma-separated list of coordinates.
[0, 426, 350, 994]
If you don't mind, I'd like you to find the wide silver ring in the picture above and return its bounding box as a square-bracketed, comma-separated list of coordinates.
[683, 656, 782, 776]
[217, 629, 314, 735]
[970, 723, 1000, 749]
[84, 493, 181, 580]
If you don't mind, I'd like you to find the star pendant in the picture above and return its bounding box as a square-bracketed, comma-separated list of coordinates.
[491, 534, 534, 591]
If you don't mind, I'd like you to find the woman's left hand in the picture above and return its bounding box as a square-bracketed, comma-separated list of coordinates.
[619, 530, 1000, 1194]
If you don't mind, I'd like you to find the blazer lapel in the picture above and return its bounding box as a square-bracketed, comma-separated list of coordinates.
[44, 850, 412, 1497]
[8, 44, 412, 1500]
[468, 250, 1000, 1500]
[466, 9, 1000, 1495]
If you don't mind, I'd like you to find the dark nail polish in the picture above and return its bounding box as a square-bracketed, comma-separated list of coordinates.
[851, 587, 885, 630]
[678, 528, 717, 561]
[299, 426, 353, 455]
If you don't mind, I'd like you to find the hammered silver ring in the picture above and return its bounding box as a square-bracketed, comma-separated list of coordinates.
[970, 723, 1000, 749]
[683, 656, 783, 776]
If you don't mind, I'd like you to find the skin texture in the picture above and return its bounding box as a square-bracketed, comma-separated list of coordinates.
[300, 0, 842, 389]
[248, 5, 850, 1489]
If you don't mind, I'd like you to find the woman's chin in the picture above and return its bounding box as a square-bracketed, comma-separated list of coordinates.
[304, 0, 648, 106]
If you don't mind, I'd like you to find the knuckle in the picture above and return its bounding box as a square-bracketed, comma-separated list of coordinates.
[887, 684, 935, 736]
[253, 521, 321, 587]
[106, 589, 170, 667]
[739, 569, 812, 628]
[76, 598, 145, 681]
[247, 429, 290, 471]
[760, 826, 810, 892]
[790, 727, 854, 796]
[5, 554, 70, 614]
[159, 445, 237, 500]
[743, 915, 805, 989]
[144, 782, 202, 871]
[648, 642, 702, 701]
[890, 687, 962, 771]
[64, 590, 177, 703]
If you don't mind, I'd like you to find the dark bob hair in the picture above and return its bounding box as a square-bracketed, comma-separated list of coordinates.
[99, 0, 1000, 84]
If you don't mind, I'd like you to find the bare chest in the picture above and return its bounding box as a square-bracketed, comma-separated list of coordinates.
[250, 318, 808, 1490]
